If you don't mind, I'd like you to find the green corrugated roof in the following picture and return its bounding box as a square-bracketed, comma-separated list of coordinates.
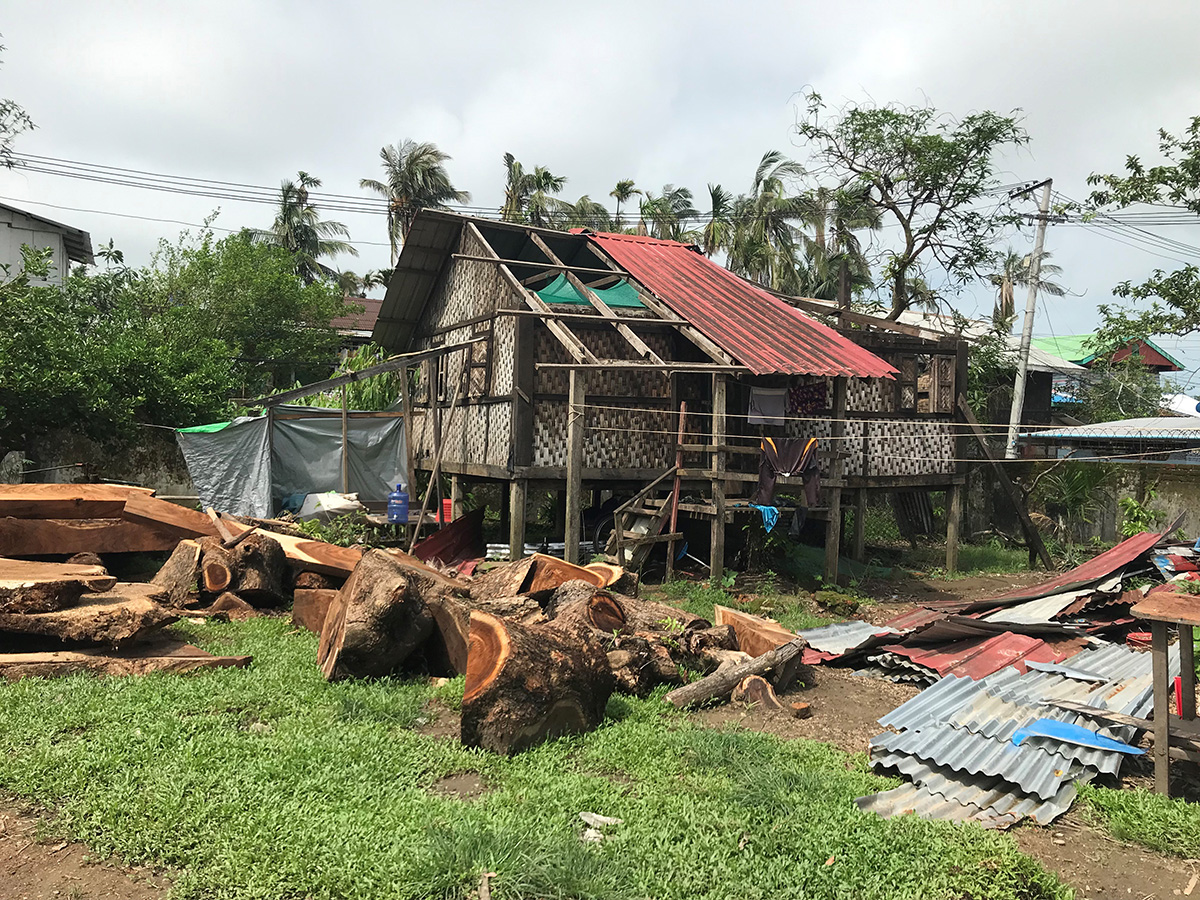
[1030, 334, 1184, 369]
[535, 273, 644, 308]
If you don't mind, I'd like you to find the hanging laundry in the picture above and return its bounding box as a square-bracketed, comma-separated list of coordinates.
[749, 503, 780, 533]
[751, 437, 820, 507]
[787, 381, 827, 416]
[748, 387, 787, 426]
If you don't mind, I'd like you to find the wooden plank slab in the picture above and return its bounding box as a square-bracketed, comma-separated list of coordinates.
[0, 517, 183, 556]
[0, 557, 118, 614]
[292, 588, 337, 634]
[1132, 591, 1200, 627]
[713, 605, 798, 658]
[0, 483, 154, 519]
[121, 494, 218, 537]
[0, 583, 176, 644]
[0, 640, 251, 680]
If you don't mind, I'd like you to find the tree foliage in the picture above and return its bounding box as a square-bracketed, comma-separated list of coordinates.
[1073, 356, 1164, 424]
[257, 171, 357, 283]
[794, 91, 1027, 318]
[1088, 118, 1200, 343]
[0, 39, 31, 167]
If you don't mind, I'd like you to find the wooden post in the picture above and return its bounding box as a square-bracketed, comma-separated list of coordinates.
[431, 356, 444, 526]
[824, 377, 847, 584]
[565, 368, 586, 564]
[399, 365, 415, 495]
[450, 475, 462, 522]
[1182, 624, 1196, 722]
[1152, 620, 1171, 795]
[945, 482, 963, 574]
[852, 489, 866, 562]
[710, 375, 727, 580]
[340, 384, 350, 494]
[509, 479, 527, 561]
[666, 401, 687, 582]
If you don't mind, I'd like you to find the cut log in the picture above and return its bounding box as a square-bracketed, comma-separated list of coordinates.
[474, 595, 547, 626]
[121, 494, 217, 537]
[790, 701, 812, 720]
[620, 597, 710, 634]
[469, 556, 537, 603]
[292, 588, 337, 634]
[731, 675, 786, 712]
[524, 554, 605, 596]
[151, 539, 202, 608]
[229, 533, 286, 606]
[217, 516, 364, 577]
[0, 483, 152, 519]
[0, 517, 183, 556]
[426, 595, 471, 676]
[606, 635, 684, 696]
[0, 639, 251, 680]
[293, 570, 341, 590]
[203, 592, 259, 621]
[199, 538, 235, 593]
[461, 610, 615, 755]
[583, 562, 638, 596]
[545, 581, 628, 634]
[664, 637, 806, 710]
[0, 583, 177, 645]
[318, 549, 437, 680]
[65, 552, 106, 568]
[0, 558, 117, 614]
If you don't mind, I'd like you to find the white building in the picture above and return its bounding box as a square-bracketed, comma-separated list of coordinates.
[0, 201, 94, 283]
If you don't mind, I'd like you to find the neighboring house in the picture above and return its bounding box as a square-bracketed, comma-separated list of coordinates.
[330, 296, 383, 351]
[1032, 334, 1184, 376]
[0, 201, 94, 284]
[370, 209, 972, 576]
[1022, 416, 1200, 464]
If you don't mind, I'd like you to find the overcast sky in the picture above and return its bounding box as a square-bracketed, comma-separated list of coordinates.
[5, 1, 1200, 385]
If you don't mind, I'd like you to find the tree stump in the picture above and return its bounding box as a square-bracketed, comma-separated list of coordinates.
[545, 581, 628, 634]
[461, 610, 615, 755]
[230, 533, 287, 606]
[198, 538, 235, 593]
[318, 549, 436, 681]
[151, 539, 203, 608]
[731, 674, 786, 712]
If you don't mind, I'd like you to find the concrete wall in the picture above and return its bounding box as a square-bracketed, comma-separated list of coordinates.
[3, 428, 195, 496]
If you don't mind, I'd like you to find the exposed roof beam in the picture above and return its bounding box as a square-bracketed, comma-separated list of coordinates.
[452, 254, 629, 279]
[527, 232, 666, 366]
[537, 361, 748, 373]
[580, 241, 737, 366]
[250, 337, 485, 408]
[464, 222, 597, 365]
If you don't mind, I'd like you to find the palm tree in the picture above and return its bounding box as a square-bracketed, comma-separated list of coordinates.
[610, 179, 640, 231]
[699, 184, 734, 256]
[726, 151, 808, 291]
[989, 249, 1067, 330]
[638, 185, 698, 241]
[795, 182, 882, 301]
[360, 140, 470, 265]
[501, 153, 567, 226]
[554, 196, 612, 232]
[260, 171, 357, 284]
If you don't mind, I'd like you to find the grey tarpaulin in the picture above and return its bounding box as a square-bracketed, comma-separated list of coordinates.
[176, 405, 407, 518]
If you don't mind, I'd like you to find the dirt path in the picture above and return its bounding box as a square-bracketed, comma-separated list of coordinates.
[0, 799, 167, 900]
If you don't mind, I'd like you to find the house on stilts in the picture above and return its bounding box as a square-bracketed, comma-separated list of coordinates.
[367, 209, 970, 581]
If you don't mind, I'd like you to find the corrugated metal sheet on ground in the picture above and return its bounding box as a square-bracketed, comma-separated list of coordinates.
[587, 231, 899, 378]
[876, 632, 1068, 681]
[881, 607, 949, 632]
[983, 589, 1096, 625]
[797, 619, 900, 656]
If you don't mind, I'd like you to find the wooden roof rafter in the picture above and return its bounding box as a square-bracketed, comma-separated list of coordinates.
[526, 232, 666, 366]
[464, 221, 597, 365]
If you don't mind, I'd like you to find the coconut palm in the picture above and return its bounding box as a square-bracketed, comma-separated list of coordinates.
[794, 182, 882, 301]
[700, 184, 734, 256]
[501, 153, 567, 227]
[610, 179, 640, 231]
[360, 140, 470, 265]
[989, 249, 1067, 330]
[554, 195, 612, 231]
[260, 171, 357, 284]
[726, 151, 809, 291]
[638, 185, 698, 241]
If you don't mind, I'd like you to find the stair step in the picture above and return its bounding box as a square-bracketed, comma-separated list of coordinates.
[621, 531, 684, 544]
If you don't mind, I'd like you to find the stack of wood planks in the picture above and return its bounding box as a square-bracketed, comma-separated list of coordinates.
[0, 483, 218, 556]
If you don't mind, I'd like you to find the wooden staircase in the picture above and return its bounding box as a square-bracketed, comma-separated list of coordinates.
[608, 467, 685, 572]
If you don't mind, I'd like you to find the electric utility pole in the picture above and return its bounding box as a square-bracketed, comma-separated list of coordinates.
[1005, 179, 1053, 459]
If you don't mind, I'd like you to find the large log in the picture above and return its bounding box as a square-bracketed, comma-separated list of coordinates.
[0, 558, 117, 614]
[151, 540, 202, 608]
[229, 533, 287, 606]
[0, 517, 182, 556]
[469, 556, 537, 603]
[217, 515, 364, 577]
[426, 595, 471, 676]
[0, 483, 152, 519]
[583, 562, 639, 596]
[0, 640, 251, 680]
[524, 555, 605, 596]
[544, 581, 628, 634]
[461, 610, 615, 755]
[606, 635, 684, 696]
[293, 570, 342, 590]
[621, 597, 710, 633]
[292, 588, 337, 634]
[198, 538, 236, 593]
[664, 637, 806, 710]
[0, 583, 177, 646]
[318, 550, 440, 680]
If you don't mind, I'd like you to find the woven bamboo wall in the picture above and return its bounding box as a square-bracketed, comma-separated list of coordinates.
[533, 327, 672, 398]
[533, 400, 675, 470]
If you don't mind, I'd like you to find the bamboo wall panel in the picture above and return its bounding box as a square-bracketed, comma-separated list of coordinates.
[492, 315, 515, 396]
[534, 328, 672, 398]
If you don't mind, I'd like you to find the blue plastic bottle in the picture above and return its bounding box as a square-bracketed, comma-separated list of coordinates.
[387, 484, 409, 524]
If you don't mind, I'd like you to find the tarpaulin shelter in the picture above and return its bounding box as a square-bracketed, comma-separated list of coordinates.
[177, 404, 407, 518]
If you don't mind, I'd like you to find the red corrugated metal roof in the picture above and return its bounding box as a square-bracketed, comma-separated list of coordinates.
[331, 296, 383, 333]
[586, 231, 899, 378]
[882, 632, 1068, 680]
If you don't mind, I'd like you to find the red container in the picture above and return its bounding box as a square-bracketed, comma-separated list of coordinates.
[1127, 631, 1152, 649]
[442, 498, 454, 522]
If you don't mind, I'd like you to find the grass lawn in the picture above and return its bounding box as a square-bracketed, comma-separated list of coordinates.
[0, 618, 1069, 900]
[1079, 784, 1200, 857]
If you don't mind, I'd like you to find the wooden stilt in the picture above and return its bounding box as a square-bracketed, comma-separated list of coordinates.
[824, 376, 847, 585]
[509, 479, 528, 561]
[399, 365, 415, 496]
[666, 402, 687, 582]
[450, 476, 462, 522]
[945, 483, 963, 574]
[565, 369, 585, 564]
[340, 385, 350, 493]
[852, 489, 866, 562]
[710, 375, 728, 581]
[1152, 620, 1171, 795]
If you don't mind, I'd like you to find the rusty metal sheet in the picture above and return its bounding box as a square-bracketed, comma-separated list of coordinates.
[878, 632, 1065, 681]
[588, 232, 899, 378]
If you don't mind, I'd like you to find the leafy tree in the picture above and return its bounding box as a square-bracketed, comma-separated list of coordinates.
[964, 320, 1017, 420]
[988, 249, 1066, 329]
[0, 38, 32, 167]
[500, 153, 566, 227]
[794, 183, 881, 301]
[794, 91, 1028, 318]
[258, 171, 357, 283]
[1073, 355, 1164, 423]
[609, 179, 640, 231]
[359, 140, 470, 265]
[635, 185, 698, 241]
